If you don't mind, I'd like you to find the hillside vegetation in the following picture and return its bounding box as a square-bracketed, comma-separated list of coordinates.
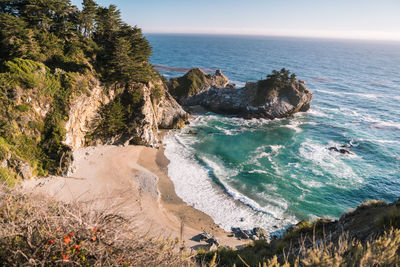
[0, 0, 159, 184]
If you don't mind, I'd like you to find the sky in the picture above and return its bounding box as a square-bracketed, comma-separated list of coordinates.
[71, 0, 400, 41]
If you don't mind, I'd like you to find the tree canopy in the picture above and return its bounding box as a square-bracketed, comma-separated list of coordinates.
[265, 68, 297, 89]
[0, 0, 152, 82]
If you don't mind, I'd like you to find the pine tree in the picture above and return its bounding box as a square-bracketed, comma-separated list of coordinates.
[95, 5, 122, 42]
[102, 100, 126, 135]
[120, 25, 152, 63]
[79, 0, 97, 37]
[110, 37, 135, 81]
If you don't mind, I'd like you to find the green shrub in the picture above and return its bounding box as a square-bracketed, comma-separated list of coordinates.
[99, 100, 127, 136]
[14, 104, 30, 113]
[168, 68, 209, 98]
[4, 58, 61, 96]
[0, 167, 15, 186]
[262, 68, 296, 89]
[0, 138, 10, 161]
[62, 72, 89, 97]
[151, 85, 163, 102]
[89, 99, 127, 140]
[131, 88, 143, 105]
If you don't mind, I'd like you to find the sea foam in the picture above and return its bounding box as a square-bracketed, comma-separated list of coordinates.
[163, 132, 297, 232]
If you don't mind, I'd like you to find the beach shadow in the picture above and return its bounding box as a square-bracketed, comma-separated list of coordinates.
[191, 244, 211, 250]
[190, 234, 204, 242]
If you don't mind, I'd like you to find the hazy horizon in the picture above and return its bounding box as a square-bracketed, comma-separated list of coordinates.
[144, 32, 400, 43]
[71, 0, 400, 42]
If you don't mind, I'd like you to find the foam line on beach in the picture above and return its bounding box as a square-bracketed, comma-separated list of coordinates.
[163, 132, 296, 232]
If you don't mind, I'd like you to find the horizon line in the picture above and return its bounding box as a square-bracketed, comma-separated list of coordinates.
[143, 29, 400, 43]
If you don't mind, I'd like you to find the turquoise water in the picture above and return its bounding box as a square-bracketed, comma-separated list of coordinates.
[147, 34, 400, 232]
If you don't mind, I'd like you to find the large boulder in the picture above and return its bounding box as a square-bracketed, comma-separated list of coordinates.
[168, 68, 313, 119]
[252, 227, 267, 239]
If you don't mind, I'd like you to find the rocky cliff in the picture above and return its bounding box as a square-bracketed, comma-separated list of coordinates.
[64, 77, 111, 149]
[0, 59, 188, 182]
[68, 77, 187, 148]
[168, 68, 313, 119]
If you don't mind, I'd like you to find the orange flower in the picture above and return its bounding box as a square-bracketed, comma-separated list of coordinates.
[75, 245, 81, 252]
[62, 254, 69, 260]
[69, 232, 75, 237]
[48, 240, 54, 244]
[91, 236, 97, 242]
[64, 235, 71, 245]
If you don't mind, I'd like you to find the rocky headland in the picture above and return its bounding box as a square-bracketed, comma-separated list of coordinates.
[168, 68, 313, 119]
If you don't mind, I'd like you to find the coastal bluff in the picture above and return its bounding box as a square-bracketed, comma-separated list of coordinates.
[168, 68, 313, 119]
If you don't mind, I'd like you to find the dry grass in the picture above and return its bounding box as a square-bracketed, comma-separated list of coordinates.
[293, 229, 400, 266]
[198, 229, 400, 267]
[0, 184, 193, 266]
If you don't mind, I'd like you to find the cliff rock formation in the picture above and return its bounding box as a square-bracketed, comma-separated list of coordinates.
[168, 68, 313, 119]
[68, 77, 187, 148]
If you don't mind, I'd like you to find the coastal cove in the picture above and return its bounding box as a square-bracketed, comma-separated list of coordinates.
[2, 0, 400, 265]
[148, 34, 400, 234]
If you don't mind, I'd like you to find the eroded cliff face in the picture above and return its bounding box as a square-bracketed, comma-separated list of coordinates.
[107, 79, 188, 146]
[152, 81, 188, 130]
[65, 76, 188, 149]
[64, 77, 114, 148]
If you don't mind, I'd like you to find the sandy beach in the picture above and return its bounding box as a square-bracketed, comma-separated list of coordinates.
[23, 138, 247, 250]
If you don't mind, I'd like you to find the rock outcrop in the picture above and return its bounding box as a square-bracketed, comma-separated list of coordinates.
[121, 79, 187, 146]
[168, 68, 313, 119]
[66, 76, 188, 148]
[168, 68, 229, 104]
[64, 77, 112, 148]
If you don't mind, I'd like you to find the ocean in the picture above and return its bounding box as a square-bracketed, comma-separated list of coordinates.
[147, 34, 400, 233]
